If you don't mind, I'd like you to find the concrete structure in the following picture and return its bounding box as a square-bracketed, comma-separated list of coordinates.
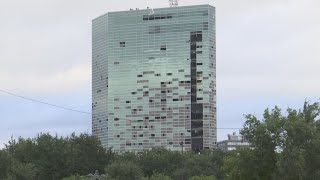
[92, 4, 216, 152]
[217, 132, 250, 151]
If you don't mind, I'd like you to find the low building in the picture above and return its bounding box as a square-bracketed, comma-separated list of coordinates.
[217, 132, 250, 151]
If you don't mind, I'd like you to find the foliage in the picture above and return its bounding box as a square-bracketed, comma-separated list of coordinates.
[1, 101, 319, 180]
[0, 150, 11, 179]
[3, 133, 113, 180]
[106, 160, 143, 180]
[147, 172, 173, 180]
[224, 101, 320, 180]
[61, 174, 86, 180]
[189, 175, 216, 180]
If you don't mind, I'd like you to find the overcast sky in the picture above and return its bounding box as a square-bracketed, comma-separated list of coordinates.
[0, 0, 319, 148]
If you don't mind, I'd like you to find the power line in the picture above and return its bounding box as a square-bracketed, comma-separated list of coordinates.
[0, 89, 243, 130]
[0, 89, 91, 115]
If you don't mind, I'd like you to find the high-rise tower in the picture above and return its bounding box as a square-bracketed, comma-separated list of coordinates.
[92, 4, 216, 152]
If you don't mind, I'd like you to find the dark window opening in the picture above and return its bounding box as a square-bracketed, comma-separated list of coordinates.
[114, 118, 119, 121]
[161, 99, 166, 102]
[161, 45, 166, 51]
[139, 134, 143, 137]
[137, 75, 143, 77]
[126, 101, 131, 103]
[120, 42, 125, 47]
[151, 134, 155, 137]
[167, 73, 172, 76]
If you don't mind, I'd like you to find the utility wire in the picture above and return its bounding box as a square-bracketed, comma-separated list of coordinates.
[0, 89, 243, 130]
[0, 89, 91, 115]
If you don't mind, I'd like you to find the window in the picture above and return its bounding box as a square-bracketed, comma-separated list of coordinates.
[151, 134, 155, 137]
[126, 101, 131, 103]
[167, 73, 172, 76]
[114, 118, 119, 121]
[120, 42, 125, 47]
[137, 75, 143, 77]
[161, 99, 166, 102]
[160, 45, 166, 51]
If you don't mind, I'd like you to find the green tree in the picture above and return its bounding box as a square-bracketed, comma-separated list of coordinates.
[4, 133, 113, 180]
[148, 172, 173, 180]
[106, 160, 143, 180]
[138, 148, 183, 177]
[224, 101, 320, 180]
[62, 174, 86, 180]
[0, 150, 11, 179]
[189, 175, 216, 180]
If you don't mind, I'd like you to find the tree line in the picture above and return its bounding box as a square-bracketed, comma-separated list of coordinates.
[0, 101, 319, 180]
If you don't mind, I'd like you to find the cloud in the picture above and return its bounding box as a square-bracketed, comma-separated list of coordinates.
[0, 63, 91, 93]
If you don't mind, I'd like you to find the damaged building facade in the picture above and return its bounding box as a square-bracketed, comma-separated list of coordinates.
[92, 4, 216, 152]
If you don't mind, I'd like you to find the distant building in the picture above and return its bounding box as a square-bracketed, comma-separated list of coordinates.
[92, 4, 216, 152]
[217, 132, 250, 151]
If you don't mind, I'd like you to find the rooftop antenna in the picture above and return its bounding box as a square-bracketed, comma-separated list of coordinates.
[147, 0, 154, 15]
[169, 0, 179, 7]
